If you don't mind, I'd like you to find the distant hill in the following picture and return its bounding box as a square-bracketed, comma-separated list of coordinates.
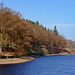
[72, 41, 75, 45]
[65, 39, 75, 54]
[67, 39, 75, 44]
[67, 39, 75, 47]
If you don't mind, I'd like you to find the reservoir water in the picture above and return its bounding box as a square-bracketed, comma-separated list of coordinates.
[0, 54, 75, 75]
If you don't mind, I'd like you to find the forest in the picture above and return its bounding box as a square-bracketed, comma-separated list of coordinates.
[0, 2, 67, 57]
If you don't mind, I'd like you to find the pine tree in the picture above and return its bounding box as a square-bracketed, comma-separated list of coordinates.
[53, 26, 58, 35]
[36, 20, 39, 26]
[44, 27, 46, 30]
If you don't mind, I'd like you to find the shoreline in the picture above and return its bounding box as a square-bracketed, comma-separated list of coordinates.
[0, 57, 34, 65]
[0, 52, 73, 65]
[44, 52, 70, 56]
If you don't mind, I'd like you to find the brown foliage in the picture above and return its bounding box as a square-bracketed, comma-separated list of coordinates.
[0, 3, 67, 55]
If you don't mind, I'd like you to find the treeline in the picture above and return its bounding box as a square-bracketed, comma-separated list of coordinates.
[0, 2, 67, 56]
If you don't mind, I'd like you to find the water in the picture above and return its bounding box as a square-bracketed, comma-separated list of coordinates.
[0, 54, 75, 75]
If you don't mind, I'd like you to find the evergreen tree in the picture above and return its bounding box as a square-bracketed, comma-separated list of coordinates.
[53, 26, 58, 35]
[44, 27, 46, 30]
[29, 20, 35, 24]
[36, 20, 39, 26]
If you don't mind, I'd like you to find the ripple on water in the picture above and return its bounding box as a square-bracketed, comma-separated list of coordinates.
[0, 54, 75, 75]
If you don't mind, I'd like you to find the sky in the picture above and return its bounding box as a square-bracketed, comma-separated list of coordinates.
[0, 0, 75, 41]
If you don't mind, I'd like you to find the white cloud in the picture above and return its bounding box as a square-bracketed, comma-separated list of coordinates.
[44, 24, 75, 28]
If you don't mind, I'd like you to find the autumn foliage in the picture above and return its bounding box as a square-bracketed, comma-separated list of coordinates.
[0, 2, 67, 56]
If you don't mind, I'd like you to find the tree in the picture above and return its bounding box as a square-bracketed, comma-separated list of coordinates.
[36, 20, 39, 26]
[28, 20, 35, 25]
[0, 2, 67, 56]
[53, 26, 58, 35]
[0, 2, 4, 53]
[50, 29, 52, 33]
[44, 27, 46, 30]
[67, 40, 75, 48]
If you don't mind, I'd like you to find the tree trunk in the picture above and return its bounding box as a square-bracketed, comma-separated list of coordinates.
[0, 27, 2, 53]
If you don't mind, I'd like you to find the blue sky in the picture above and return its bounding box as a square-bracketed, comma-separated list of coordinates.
[0, 0, 75, 41]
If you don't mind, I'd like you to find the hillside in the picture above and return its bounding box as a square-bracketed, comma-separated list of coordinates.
[64, 40, 75, 54]
[0, 2, 68, 57]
